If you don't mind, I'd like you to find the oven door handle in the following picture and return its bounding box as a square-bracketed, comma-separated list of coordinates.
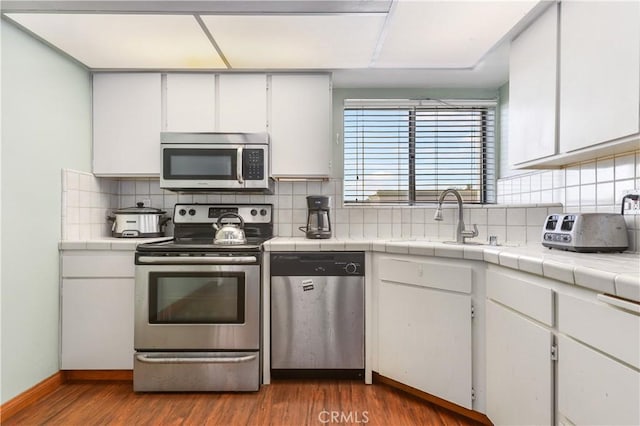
[137, 255, 257, 264]
[136, 353, 258, 364]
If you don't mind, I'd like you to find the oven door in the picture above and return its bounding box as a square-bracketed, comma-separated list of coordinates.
[135, 259, 260, 351]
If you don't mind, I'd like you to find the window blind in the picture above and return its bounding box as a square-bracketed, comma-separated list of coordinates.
[343, 99, 496, 205]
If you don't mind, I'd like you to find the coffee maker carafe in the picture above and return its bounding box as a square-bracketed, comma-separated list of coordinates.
[300, 196, 332, 239]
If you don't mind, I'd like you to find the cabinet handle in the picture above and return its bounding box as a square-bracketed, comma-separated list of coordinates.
[597, 294, 640, 314]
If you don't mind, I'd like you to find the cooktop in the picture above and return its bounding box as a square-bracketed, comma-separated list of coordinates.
[136, 203, 273, 253]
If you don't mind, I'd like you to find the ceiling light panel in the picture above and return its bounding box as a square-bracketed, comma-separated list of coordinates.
[5, 13, 226, 68]
[201, 14, 387, 69]
[375, 0, 538, 68]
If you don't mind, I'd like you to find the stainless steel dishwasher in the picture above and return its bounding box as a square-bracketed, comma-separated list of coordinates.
[270, 252, 364, 379]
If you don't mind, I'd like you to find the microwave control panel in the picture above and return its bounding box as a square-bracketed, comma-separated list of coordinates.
[243, 149, 264, 180]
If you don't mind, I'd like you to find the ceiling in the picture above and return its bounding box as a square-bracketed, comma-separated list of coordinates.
[1, 0, 549, 88]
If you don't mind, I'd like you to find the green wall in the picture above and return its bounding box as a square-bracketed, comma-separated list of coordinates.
[1, 20, 92, 403]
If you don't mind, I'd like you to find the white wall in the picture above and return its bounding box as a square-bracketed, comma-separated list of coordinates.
[1, 20, 92, 403]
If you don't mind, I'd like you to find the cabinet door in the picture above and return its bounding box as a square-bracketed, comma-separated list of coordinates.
[508, 3, 557, 165]
[270, 74, 332, 178]
[378, 280, 472, 409]
[165, 73, 215, 132]
[218, 74, 267, 132]
[558, 335, 640, 426]
[93, 73, 161, 176]
[61, 278, 134, 369]
[486, 300, 554, 425]
[559, 1, 640, 152]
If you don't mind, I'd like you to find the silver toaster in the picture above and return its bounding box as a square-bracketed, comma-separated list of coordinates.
[541, 213, 628, 253]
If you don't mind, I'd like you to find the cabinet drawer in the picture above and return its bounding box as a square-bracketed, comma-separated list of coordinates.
[62, 251, 135, 278]
[487, 269, 554, 326]
[558, 335, 640, 426]
[378, 257, 471, 294]
[558, 293, 640, 369]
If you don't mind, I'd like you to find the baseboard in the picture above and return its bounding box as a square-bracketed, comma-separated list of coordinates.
[372, 372, 492, 426]
[0, 370, 133, 421]
[0, 371, 64, 422]
[63, 370, 133, 382]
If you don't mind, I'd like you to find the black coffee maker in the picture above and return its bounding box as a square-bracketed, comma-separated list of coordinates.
[300, 196, 332, 239]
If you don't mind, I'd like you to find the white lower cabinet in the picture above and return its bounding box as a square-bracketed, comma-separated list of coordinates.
[61, 250, 135, 369]
[486, 265, 640, 426]
[61, 278, 134, 369]
[486, 300, 554, 425]
[485, 268, 555, 426]
[376, 256, 473, 409]
[557, 293, 640, 425]
[558, 335, 640, 426]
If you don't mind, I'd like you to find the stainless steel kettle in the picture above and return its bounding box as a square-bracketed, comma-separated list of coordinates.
[213, 212, 247, 245]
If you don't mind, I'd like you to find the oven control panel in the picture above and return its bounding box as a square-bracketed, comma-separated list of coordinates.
[174, 204, 272, 224]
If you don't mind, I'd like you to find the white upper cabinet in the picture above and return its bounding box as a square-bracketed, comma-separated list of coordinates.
[218, 74, 267, 132]
[93, 72, 331, 177]
[165, 73, 216, 132]
[559, 1, 640, 152]
[508, 3, 558, 166]
[93, 73, 161, 176]
[270, 74, 332, 178]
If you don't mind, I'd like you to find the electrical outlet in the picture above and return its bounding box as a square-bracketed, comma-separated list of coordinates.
[142, 198, 152, 207]
[622, 189, 640, 215]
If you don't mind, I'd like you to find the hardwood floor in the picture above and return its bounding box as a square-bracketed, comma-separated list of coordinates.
[3, 380, 481, 425]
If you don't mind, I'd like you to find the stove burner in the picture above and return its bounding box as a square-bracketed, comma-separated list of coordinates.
[136, 203, 273, 254]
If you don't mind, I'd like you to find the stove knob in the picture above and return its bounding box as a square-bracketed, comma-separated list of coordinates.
[260, 209, 268, 216]
[178, 209, 187, 216]
[344, 263, 358, 274]
[251, 209, 258, 216]
[188, 209, 196, 216]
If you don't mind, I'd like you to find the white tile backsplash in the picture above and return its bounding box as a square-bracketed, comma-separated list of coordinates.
[497, 149, 639, 252]
[596, 157, 614, 183]
[61, 169, 118, 240]
[64, 150, 638, 251]
[580, 161, 596, 185]
[615, 153, 636, 180]
[487, 208, 506, 225]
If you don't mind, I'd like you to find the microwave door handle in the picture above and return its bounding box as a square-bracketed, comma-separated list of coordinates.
[237, 147, 244, 184]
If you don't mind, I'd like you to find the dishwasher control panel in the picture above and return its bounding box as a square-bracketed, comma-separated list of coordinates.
[270, 252, 365, 276]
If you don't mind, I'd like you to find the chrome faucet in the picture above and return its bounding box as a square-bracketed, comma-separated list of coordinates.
[433, 188, 478, 244]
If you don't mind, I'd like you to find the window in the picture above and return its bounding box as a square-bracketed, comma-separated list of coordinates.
[343, 99, 496, 205]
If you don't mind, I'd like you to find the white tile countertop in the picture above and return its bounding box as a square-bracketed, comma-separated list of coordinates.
[59, 237, 172, 251]
[59, 236, 640, 302]
[264, 237, 640, 302]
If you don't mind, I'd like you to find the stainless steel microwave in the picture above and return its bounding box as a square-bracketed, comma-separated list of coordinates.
[160, 132, 273, 193]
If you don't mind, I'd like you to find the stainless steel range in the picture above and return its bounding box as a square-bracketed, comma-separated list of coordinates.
[133, 203, 272, 392]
